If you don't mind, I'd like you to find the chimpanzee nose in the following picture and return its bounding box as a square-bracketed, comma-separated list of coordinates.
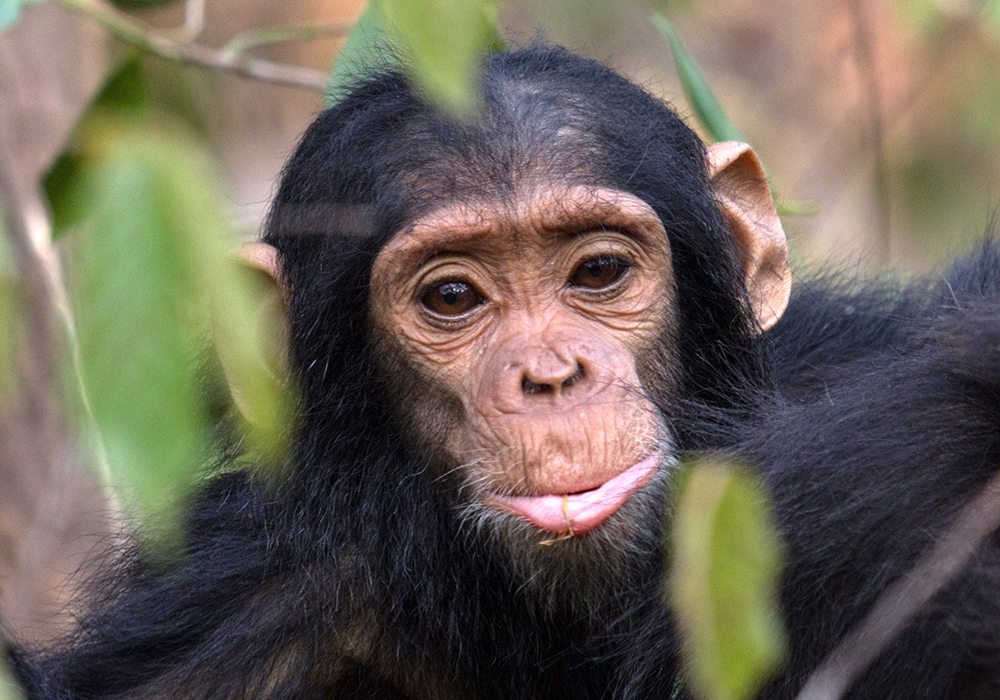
[520, 350, 586, 396]
[480, 338, 615, 414]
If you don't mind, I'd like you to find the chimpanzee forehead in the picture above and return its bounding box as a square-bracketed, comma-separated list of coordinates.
[385, 70, 711, 236]
[267, 47, 715, 258]
[379, 89, 609, 210]
[388, 138, 607, 224]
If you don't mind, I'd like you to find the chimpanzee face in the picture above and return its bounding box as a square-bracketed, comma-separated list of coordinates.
[371, 184, 679, 539]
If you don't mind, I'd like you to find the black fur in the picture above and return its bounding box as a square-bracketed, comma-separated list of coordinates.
[8, 46, 1000, 699]
[624, 283, 1000, 699]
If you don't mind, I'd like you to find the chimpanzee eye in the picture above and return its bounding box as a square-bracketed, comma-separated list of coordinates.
[569, 256, 631, 290]
[421, 281, 484, 316]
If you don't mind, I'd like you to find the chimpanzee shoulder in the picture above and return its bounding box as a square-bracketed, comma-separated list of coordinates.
[768, 233, 1000, 400]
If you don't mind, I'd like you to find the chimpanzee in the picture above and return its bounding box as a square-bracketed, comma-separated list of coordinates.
[8, 45, 1000, 700]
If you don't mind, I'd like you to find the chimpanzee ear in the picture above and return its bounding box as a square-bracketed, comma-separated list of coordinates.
[238, 242, 289, 317]
[240, 242, 283, 288]
[220, 242, 290, 426]
[706, 142, 791, 332]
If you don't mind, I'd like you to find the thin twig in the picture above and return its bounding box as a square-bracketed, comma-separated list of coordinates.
[0, 157, 116, 502]
[223, 22, 352, 58]
[53, 0, 329, 93]
[181, 0, 206, 42]
[846, 0, 892, 261]
[794, 468, 1000, 700]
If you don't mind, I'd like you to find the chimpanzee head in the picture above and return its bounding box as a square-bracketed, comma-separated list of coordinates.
[250, 46, 788, 609]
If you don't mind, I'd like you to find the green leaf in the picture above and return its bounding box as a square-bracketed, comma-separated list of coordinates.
[482, 1, 506, 53]
[0, 0, 23, 29]
[90, 57, 150, 116]
[326, 0, 503, 115]
[44, 152, 87, 237]
[378, 0, 500, 118]
[326, 2, 387, 106]
[45, 56, 150, 239]
[668, 457, 787, 700]
[73, 130, 210, 543]
[651, 12, 743, 143]
[71, 124, 291, 545]
[987, 0, 1000, 32]
[0, 651, 24, 700]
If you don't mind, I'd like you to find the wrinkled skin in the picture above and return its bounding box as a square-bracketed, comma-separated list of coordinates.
[372, 186, 677, 534]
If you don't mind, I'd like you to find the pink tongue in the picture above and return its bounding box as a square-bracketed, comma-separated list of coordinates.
[489, 455, 659, 534]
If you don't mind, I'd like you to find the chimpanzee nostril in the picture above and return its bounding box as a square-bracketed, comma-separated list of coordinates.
[521, 363, 585, 395]
[560, 363, 585, 391]
[522, 377, 554, 395]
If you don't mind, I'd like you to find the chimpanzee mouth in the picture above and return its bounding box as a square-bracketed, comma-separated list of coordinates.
[487, 454, 661, 535]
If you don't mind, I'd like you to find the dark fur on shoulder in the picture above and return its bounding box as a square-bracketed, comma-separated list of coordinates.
[622, 239, 1000, 699]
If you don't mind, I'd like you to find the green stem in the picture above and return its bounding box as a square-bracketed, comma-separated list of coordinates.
[223, 22, 352, 58]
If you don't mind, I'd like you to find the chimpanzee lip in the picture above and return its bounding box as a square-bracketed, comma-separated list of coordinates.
[487, 454, 660, 535]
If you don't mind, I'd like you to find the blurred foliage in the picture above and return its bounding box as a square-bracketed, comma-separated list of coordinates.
[46, 55, 211, 240]
[883, 6, 1000, 254]
[519, 0, 624, 48]
[378, 0, 500, 116]
[651, 12, 818, 218]
[0, 211, 23, 392]
[328, 0, 503, 117]
[989, 0, 1000, 31]
[0, 0, 34, 28]
[0, 657, 24, 700]
[326, 1, 385, 105]
[652, 11, 743, 144]
[68, 120, 292, 547]
[40, 56, 295, 549]
[894, 0, 948, 35]
[668, 457, 786, 700]
[1, 0, 998, 688]
[897, 0, 1000, 37]
[0, 0, 21, 28]
[46, 57, 151, 239]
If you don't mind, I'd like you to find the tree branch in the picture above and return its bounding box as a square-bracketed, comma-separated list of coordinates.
[223, 22, 352, 58]
[181, 0, 206, 42]
[0, 142, 116, 500]
[846, 0, 892, 261]
[52, 0, 330, 93]
[795, 468, 1000, 700]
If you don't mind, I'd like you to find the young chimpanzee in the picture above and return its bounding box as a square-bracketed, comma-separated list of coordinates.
[9, 46, 1000, 700]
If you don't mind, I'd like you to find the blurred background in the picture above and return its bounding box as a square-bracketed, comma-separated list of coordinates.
[0, 0, 998, 644]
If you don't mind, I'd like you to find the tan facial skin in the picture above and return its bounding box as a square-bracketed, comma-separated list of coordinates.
[371, 186, 675, 499]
